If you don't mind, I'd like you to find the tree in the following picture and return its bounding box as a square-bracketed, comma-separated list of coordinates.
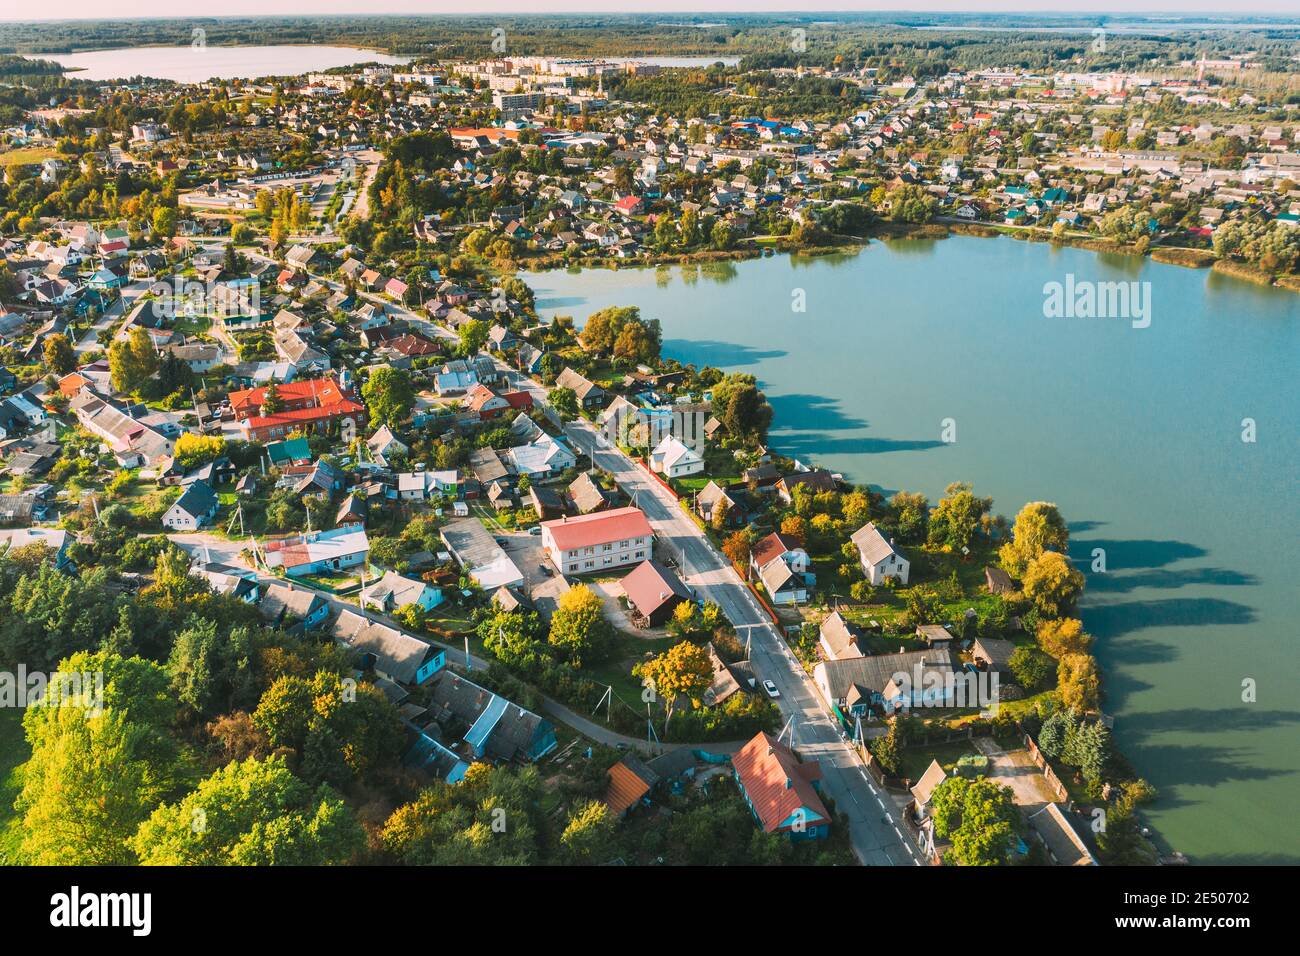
[17, 651, 180, 865]
[547, 584, 614, 666]
[43, 333, 75, 375]
[927, 482, 992, 552]
[132, 756, 365, 865]
[1008, 644, 1052, 690]
[930, 776, 1020, 866]
[457, 318, 489, 356]
[722, 530, 753, 571]
[1022, 551, 1085, 618]
[549, 386, 578, 421]
[108, 326, 160, 394]
[361, 366, 415, 428]
[172, 432, 226, 471]
[580, 306, 641, 354]
[152, 205, 178, 239]
[889, 490, 929, 544]
[902, 588, 941, 628]
[382, 764, 545, 865]
[779, 515, 808, 540]
[887, 183, 937, 223]
[711, 373, 773, 442]
[999, 501, 1069, 577]
[1057, 653, 1100, 712]
[261, 381, 285, 414]
[668, 600, 703, 638]
[559, 799, 618, 863]
[1036, 617, 1091, 659]
[167, 616, 259, 719]
[633, 640, 712, 729]
[1097, 794, 1157, 865]
[253, 670, 402, 787]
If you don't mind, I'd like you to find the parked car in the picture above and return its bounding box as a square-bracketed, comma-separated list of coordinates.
[762, 680, 780, 699]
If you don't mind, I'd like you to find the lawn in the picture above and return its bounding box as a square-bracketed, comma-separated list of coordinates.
[0, 145, 58, 167]
[585, 630, 676, 708]
[900, 738, 980, 784]
[0, 707, 29, 864]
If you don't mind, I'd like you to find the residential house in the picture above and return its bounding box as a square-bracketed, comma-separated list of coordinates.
[258, 581, 330, 629]
[732, 731, 830, 841]
[648, 434, 704, 478]
[850, 522, 910, 586]
[161, 480, 220, 531]
[263, 526, 370, 577]
[330, 608, 446, 686]
[621, 559, 693, 627]
[424, 670, 557, 762]
[819, 610, 867, 660]
[361, 569, 444, 613]
[812, 648, 956, 718]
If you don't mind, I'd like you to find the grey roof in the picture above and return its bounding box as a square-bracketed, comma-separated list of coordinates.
[819, 610, 865, 658]
[757, 555, 798, 596]
[850, 521, 901, 565]
[973, 637, 1017, 670]
[568, 472, 611, 513]
[329, 609, 433, 685]
[171, 480, 219, 520]
[258, 581, 326, 624]
[816, 649, 956, 702]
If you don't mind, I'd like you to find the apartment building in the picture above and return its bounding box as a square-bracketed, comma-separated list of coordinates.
[540, 506, 653, 576]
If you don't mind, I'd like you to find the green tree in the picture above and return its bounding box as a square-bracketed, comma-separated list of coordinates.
[17, 651, 180, 865]
[559, 799, 618, 863]
[549, 386, 578, 421]
[108, 325, 160, 394]
[43, 333, 75, 375]
[1008, 644, 1052, 690]
[930, 775, 1020, 866]
[927, 482, 992, 552]
[132, 756, 365, 865]
[547, 584, 614, 667]
[361, 366, 416, 428]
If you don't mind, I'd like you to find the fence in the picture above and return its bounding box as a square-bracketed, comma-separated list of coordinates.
[1023, 731, 1072, 805]
[635, 457, 681, 499]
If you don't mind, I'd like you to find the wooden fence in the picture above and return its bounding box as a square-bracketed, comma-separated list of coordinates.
[1022, 731, 1072, 806]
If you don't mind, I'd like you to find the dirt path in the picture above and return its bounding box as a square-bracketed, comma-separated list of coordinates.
[973, 736, 1060, 811]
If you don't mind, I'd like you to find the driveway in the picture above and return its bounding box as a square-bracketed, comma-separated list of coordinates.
[973, 735, 1061, 811]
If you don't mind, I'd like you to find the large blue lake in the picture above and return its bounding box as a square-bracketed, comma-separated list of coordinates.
[525, 235, 1300, 863]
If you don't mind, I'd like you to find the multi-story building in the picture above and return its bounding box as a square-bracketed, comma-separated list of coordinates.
[540, 506, 653, 576]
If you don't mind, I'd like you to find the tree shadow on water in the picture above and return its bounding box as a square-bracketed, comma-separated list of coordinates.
[767, 394, 947, 459]
[1070, 537, 1207, 570]
[1085, 597, 1257, 639]
[662, 339, 787, 368]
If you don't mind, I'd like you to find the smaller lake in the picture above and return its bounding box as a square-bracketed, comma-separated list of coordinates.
[40, 45, 410, 83]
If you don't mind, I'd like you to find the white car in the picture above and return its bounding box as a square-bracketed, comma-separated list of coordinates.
[762, 680, 780, 699]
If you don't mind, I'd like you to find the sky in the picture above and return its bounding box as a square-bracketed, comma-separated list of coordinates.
[5, 2, 1300, 22]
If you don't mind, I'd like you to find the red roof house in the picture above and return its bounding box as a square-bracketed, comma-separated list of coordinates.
[732, 731, 830, 840]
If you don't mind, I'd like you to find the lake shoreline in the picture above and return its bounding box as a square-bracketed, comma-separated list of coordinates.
[522, 241, 1299, 863]
[521, 220, 1299, 294]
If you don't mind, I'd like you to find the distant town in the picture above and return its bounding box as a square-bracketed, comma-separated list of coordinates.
[0, 11, 1295, 869]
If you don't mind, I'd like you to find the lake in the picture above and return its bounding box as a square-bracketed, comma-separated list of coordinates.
[39, 45, 409, 83]
[524, 236, 1300, 863]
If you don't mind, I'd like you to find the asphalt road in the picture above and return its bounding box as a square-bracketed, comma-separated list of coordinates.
[554, 420, 917, 866]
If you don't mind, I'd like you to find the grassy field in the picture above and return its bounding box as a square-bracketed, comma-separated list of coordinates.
[0, 708, 29, 865]
[900, 738, 979, 784]
[0, 145, 58, 168]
